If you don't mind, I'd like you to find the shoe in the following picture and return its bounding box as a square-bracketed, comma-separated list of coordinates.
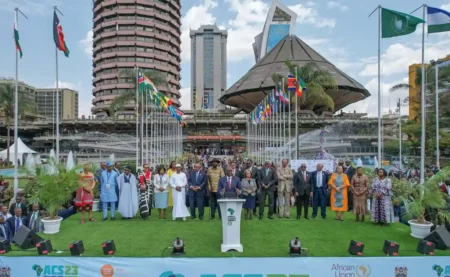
[199, 216, 203, 220]
[191, 216, 196, 220]
[183, 217, 186, 221]
[296, 215, 301, 219]
[268, 215, 274, 219]
[211, 216, 215, 219]
[304, 216, 309, 220]
[285, 216, 290, 219]
[102, 217, 108, 221]
[312, 215, 317, 219]
[259, 215, 263, 220]
[361, 216, 365, 222]
[111, 217, 115, 221]
[322, 216, 326, 219]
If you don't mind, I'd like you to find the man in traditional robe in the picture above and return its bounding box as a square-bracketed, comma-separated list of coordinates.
[117, 166, 139, 219]
[170, 164, 190, 221]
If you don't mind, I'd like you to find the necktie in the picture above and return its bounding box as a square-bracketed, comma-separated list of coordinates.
[196, 172, 199, 181]
[266, 169, 269, 177]
[317, 172, 321, 187]
[228, 177, 231, 190]
[303, 171, 306, 182]
[15, 218, 20, 233]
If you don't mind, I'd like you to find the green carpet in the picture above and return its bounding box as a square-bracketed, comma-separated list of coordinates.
[8, 208, 450, 257]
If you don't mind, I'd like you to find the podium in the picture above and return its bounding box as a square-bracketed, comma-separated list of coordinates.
[218, 198, 246, 252]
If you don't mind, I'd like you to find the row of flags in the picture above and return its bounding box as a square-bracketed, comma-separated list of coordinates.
[138, 71, 184, 124]
[248, 70, 305, 124]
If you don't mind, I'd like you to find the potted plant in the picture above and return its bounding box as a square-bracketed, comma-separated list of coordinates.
[403, 167, 450, 238]
[31, 165, 80, 234]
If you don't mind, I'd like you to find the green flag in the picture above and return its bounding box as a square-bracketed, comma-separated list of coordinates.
[382, 8, 425, 38]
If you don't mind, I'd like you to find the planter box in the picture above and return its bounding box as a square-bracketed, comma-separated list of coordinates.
[93, 199, 100, 211]
[41, 216, 63, 235]
[408, 219, 433, 239]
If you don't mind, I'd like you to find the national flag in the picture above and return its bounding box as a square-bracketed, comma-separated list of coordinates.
[381, 8, 425, 38]
[53, 11, 70, 57]
[296, 76, 307, 97]
[138, 71, 158, 96]
[14, 16, 22, 58]
[265, 97, 271, 116]
[287, 73, 298, 91]
[427, 6, 450, 34]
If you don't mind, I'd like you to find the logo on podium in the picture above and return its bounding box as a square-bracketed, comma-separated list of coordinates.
[227, 208, 236, 226]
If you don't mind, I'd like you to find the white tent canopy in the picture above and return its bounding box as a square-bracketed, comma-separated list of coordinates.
[0, 137, 37, 165]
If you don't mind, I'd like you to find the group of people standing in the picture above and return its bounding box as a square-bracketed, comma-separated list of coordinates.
[73, 158, 394, 226]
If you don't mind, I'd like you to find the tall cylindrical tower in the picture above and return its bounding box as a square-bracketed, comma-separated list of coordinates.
[92, 0, 181, 118]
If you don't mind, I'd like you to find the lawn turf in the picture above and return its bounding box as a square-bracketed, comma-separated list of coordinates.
[8, 207, 450, 257]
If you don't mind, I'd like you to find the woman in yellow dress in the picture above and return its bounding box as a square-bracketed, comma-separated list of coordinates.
[75, 164, 96, 223]
[328, 165, 351, 221]
[167, 161, 177, 208]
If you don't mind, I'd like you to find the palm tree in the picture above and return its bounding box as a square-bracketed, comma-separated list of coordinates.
[0, 83, 36, 163]
[272, 60, 337, 112]
[109, 69, 169, 116]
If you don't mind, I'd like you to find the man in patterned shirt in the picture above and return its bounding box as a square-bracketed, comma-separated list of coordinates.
[207, 158, 224, 219]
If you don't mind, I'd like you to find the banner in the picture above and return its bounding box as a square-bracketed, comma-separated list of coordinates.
[291, 159, 334, 173]
[0, 256, 448, 277]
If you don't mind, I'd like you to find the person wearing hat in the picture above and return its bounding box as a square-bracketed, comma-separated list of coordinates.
[117, 166, 138, 219]
[207, 158, 225, 219]
[100, 162, 120, 221]
[169, 164, 190, 220]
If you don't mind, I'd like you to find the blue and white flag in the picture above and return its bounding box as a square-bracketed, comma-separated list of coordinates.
[428, 6, 450, 34]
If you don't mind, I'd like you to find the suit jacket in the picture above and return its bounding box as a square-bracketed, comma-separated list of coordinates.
[258, 167, 277, 191]
[238, 167, 259, 184]
[9, 202, 27, 217]
[188, 170, 207, 196]
[345, 166, 355, 182]
[218, 176, 241, 194]
[311, 170, 329, 194]
[276, 166, 294, 192]
[0, 223, 9, 241]
[6, 216, 28, 240]
[293, 171, 313, 196]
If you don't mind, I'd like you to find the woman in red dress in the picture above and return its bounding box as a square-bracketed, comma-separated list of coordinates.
[75, 164, 96, 223]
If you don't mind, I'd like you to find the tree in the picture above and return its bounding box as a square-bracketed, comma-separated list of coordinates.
[272, 60, 337, 112]
[0, 83, 36, 163]
[109, 69, 169, 117]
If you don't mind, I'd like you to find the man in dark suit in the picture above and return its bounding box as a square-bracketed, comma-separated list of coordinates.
[344, 160, 355, 211]
[311, 163, 329, 219]
[188, 163, 207, 220]
[218, 167, 241, 195]
[9, 196, 27, 217]
[0, 215, 9, 241]
[258, 161, 277, 220]
[293, 163, 312, 219]
[7, 207, 28, 242]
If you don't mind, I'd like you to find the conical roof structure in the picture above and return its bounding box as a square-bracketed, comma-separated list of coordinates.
[220, 35, 370, 112]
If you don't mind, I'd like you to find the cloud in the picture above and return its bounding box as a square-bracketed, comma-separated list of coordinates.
[306, 1, 316, 7]
[360, 40, 450, 77]
[46, 81, 78, 90]
[344, 77, 409, 116]
[79, 30, 93, 56]
[180, 0, 218, 61]
[179, 87, 191, 109]
[79, 100, 92, 117]
[288, 4, 336, 28]
[441, 2, 450, 10]
[327, 1, 349, 12]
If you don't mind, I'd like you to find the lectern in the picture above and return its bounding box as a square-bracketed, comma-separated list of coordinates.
[218, 198, 245, 252]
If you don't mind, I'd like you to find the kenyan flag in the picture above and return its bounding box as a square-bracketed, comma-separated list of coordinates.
[14, 17, 22, 58]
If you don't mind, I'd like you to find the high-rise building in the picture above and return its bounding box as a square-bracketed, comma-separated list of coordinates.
[35, 88, 79, 119]
[92, 0, 182, 117]
[190, 25, 227, 110]
[252, 0, 297, 63]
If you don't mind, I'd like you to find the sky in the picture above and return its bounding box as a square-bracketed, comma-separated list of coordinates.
[1, 0, 450, 117]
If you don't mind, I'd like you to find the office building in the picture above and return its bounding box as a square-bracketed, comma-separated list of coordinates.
[190, 25, 227, 110]
[252, 0, 297, 63]
[92, 0, 182, 117]
[35, 88, 79, 120]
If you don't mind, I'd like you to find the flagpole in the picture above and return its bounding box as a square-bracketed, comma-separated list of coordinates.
[419, 4, 427, 184]
[435, 61, 440, 170]
[145, 91, 149, 163]
[295, 67, 299, 160]
[398, 98, 402, 170]
[377, 5, 382, 168]
[141, 83, 144, 166]
[13, 7, 27, 197]
[135, 67, 139, 167]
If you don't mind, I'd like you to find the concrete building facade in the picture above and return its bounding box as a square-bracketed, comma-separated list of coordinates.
[35, 88, 79, 120]
[92, 0, 182, 117]
[190, 25, 227, 110]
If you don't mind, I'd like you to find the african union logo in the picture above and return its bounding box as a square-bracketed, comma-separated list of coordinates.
[228, 208, 235, 215]
[159, 271, 184, 277]
[356, 265, 371, 277]
[432, 265, 450, 277]
[391, 15, 411, 33]
[395, 266, 408, 277]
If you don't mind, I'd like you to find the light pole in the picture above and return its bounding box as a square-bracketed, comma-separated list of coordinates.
[430, 58, 444, 169]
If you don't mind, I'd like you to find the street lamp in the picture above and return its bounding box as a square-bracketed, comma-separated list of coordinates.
[430, 58, 445, 169]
